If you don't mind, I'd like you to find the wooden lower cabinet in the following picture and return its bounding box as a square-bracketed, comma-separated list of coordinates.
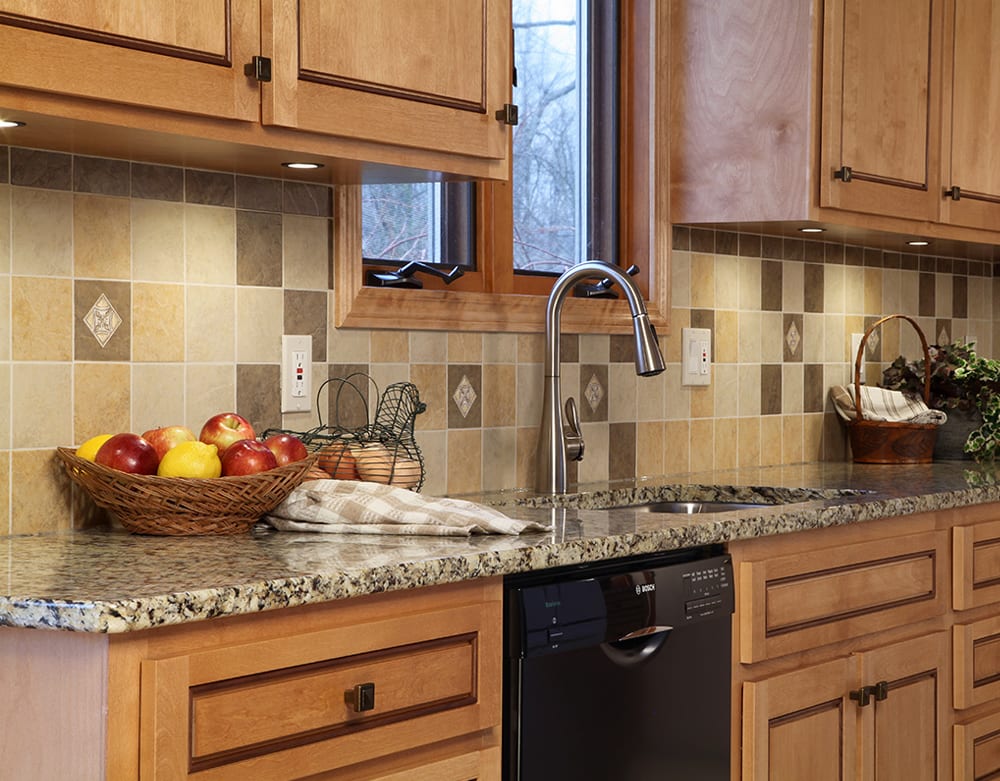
[743, 632, 949, 780]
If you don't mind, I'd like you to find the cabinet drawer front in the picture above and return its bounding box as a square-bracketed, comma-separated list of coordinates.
[955, 708, 1000, 780]
[739, 530, 946, 663]
[954, 615, 1000, 710]
[954, 518, 1000, 610]
[191, 634, 476, 762]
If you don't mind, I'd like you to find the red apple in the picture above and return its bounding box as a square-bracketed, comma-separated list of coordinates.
[199, 412, 255, 455]
[141, 425, 197, 461]
[221, 438, 278, 476]
[263, 433, 309, 467]
[95, 433, 159, 475]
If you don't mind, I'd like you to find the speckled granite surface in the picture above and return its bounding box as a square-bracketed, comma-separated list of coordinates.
[5, 461, 1000, 633]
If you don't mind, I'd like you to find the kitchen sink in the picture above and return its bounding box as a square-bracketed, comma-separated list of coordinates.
[632, 501, 776, 514]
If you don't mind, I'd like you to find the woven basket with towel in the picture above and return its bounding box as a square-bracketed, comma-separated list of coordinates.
[831, 314, 944, 464]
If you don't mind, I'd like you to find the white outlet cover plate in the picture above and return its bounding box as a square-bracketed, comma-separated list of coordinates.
[281, 334, 312, 413]
[681, 327, 711, 386]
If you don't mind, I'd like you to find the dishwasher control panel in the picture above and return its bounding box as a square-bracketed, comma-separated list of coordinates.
[681, 559, 733, 621]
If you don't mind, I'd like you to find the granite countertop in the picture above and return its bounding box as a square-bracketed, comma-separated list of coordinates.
[5, 461, 1000, 633]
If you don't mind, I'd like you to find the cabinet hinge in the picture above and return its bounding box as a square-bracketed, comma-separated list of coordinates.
[945, 185, 962, 201]
[496, 103, 519, 126]
[244, 56, 272, 83]
[834, 165, 853, 183]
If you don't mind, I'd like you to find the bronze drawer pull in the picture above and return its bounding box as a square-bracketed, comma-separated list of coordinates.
[346, 682, 376, 713]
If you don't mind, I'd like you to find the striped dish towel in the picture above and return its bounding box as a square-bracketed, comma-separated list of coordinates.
[829, 385, 947, 425]
[266, 479, 550, 536]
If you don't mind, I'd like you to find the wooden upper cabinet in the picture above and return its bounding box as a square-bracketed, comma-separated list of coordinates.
[820, 0, 942, 222]
[940, 0, 1000, 230]
[0, 0, 260, 120]
[261, 0, 511, 167]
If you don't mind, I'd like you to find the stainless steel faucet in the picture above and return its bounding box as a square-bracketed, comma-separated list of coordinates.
[537, 261, 665, 493]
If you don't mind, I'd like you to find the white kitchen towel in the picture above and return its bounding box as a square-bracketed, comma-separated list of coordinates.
[266, 479, 550, 536]
[829, 385, 948, 425]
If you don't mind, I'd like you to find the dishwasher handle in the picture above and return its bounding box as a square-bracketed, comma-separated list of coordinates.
[603, 625, 673, 666]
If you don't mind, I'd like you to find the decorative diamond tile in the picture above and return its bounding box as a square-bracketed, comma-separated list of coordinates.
[785, 320, 801, 355]
[938, 326, 950, 346]
[585, 373, 605, 412]
[452, 374, 477, 418]
[83, 293, 122, 348]
[866, 328, 880, 353]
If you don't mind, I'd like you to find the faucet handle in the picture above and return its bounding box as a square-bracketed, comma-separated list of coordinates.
[564, 397, 585, 461]
[572, 263, 640, 298]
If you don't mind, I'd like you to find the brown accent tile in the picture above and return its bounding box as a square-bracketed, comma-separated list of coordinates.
[804, 264, 825, 312]
[803, 364, 825, 413]
[671, 225, 690, 250]
[236, 175, 283, 212]
[185, 169, 234, 206]
[609, 422, 636, 481]
[802, 240, 825, 263]
[663, 420, 690, 475]
[954, 259, 968, 276]
[863, 248, 883, 267]
[883, 252, 901, 269]
[13, 276, 72, 361]
[690, 227, 714, 253]
[919, 256, 935, 273]
[843, 245, 862, 266]
[782, 238, 804, 260]
[935, 319, 952, 346]
[760, 364, 782, 415]
[410, 363, 447, 430]
[482, 363, 516, 428]
[559, 333, 579, 363]
[937, 257, 953, 274]
[74, 363, 130, 443]
[609, 334, 635, 363]
[131, 162, 184, 201]
[283, 181, 332, 217]
[11, 450, 73, 534]
[690, 308, 715, 333]
[901, 253, 919, 271]
[327, 364, 371, 429]
[0, 145, 8, 183]
[448, 364, 482, 429]
[284, 289, 328, 362]
[236, 210, 282, 286]
[73, 156, 129, 196]
[738, 233, 761, 257]
[74, 195, 130, 279]
[74, 280, 130, 361]
[237, 364, 282, 434]
[761, 260, 782, 311]
[953, 276, 968, 319]
[762, 236, 783, 260]
[371, 331, 409, 362]
[11, 147, 72, 189]
[716, 230, 738, 255]
[579, 364, 608, 422]
[919, 272, 936, 316]
[447, 429, 482, 495]
[783, 313, 803, 362]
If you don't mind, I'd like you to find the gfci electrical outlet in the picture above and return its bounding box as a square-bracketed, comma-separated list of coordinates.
[681, 327, 711, 386]
[281, 335, 312, 413]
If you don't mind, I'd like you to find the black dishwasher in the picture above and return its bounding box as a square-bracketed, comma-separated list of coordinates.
[503, 545, 734, 780]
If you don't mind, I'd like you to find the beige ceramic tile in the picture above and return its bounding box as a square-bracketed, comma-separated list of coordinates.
[662, 420, 690, 475]
[670, 250, 691, 308]
[411, 331, 448, 363]
[665, 308, 690, 364]
[663, 365, 690, 420]
[738, 417, 761, 467]
[781, 259, 804, 313]
[737, 311, 761, 362]
[12, 276, 72, 361]
[132, 282, 185, 362]
[738, 257, 761, 311]
[329, 326, 370, 364]
[184, 364, 236, 433]
[714, 310, 738, 363]
[11, 449, 72, 534]
[483, 364, 516, 428]
[0, 184, 10, 274]
[0, 363, 8, 448]
[691, 253, 715, 308]
[608, 364, 637, 423]
[713, 253, 737, 309]
[782, 415, 804, 463]
[0, 275, 8, 361]
[448, 332, 483, 363]
[690, 383, 714, 419]
[132, 200, 185, 282]
[483, 333, 517, 364]
[936, 274, 953, 319]
[517, 333, 545, 364]
[802, 413, 824, 461]
[577, 422, 609, 485]
[843, 266, 864, 316]
[416, 429, 447, 495]
[689, 419, 714, 472]
[371, 330, 409, 363]
[446, 428, 482, 495]
[515, 426, 540, 492]
[898, 270, 920, 317]
[283, 214, 331, 291]
[823, 411, 848, 461]
[578, 334, 609, 364]
[482, 427, 518, 491]
[636, 371, 665, 421]
[864, 268, 883, 316]
[516, 363, 543, 430]
[635, 421, 664, 479]
[186, 286, 235, 363]
[410, 363, 447, 430]
[802, 313, 824, 363]
[760, 416, 783, 466]
[761, 312, 784, 363]
[132, 364, 186, 433]
[714, 418, 738, 470]
[823, 314, 846, 362]
[368, 364, 411, 400]
[881, 268, 901, 314]
[782, 364, 804, 414]
[823, 265, 846, 314]
[185, 204, 235, 285]
[12, 363, 72, 448]
[74, 363, 130, 443]
[74, 195, 130, 279]
[236, 286, 283, 363]
[738, 364, 761, 417]
[0, 451, 8, 533]
[11, 188, 73, 276]
[713, 364, 739, 418]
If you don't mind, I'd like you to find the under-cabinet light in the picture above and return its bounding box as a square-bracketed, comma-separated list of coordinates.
[906, 240, 930, 247]
[281, 161, 324, 170]
[798, 227, 825, 233]
[0, 119, 25, 129]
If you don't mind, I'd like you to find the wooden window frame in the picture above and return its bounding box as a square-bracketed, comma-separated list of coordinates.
[334, 0, 670, 334]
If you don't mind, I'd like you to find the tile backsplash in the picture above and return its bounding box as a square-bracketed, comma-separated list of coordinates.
[0, 146, 997, 534]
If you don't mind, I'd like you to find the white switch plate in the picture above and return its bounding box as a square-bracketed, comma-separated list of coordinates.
[681, 327, 711, 386]
[851, 333, 865, 383]
[281, 335, 312, 413]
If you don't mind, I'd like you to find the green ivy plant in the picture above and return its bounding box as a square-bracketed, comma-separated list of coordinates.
[882, 341, 1000, 462]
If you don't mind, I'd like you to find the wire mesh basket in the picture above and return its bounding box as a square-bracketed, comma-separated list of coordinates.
[262, 373, 427, 491]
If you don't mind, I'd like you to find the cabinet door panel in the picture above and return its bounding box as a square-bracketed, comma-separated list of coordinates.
[955, 708, 1000, 780]
[0, 0, 259, 120]
[954, 614, 1000, 709]
[953, 518, 1000, 611]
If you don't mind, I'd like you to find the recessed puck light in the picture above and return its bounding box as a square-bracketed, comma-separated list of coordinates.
[0, 119, 25, 129]
[281, 161, 324, 170]
[905, 239, 930, 247]
[798, 227, 825, 233]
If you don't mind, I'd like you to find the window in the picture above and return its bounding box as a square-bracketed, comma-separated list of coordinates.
[337, 0, 668, 333]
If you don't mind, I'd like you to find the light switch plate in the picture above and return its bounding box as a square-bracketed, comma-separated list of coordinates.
[681, 327, 711, 386]
[281, 335, 312, 413]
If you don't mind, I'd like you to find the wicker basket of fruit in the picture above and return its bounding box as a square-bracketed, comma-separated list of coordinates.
[59, 413, 316, 536]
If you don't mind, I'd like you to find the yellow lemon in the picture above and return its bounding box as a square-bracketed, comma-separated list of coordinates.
[76, 433, 113, 462]
[157, 441, 222, 478]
